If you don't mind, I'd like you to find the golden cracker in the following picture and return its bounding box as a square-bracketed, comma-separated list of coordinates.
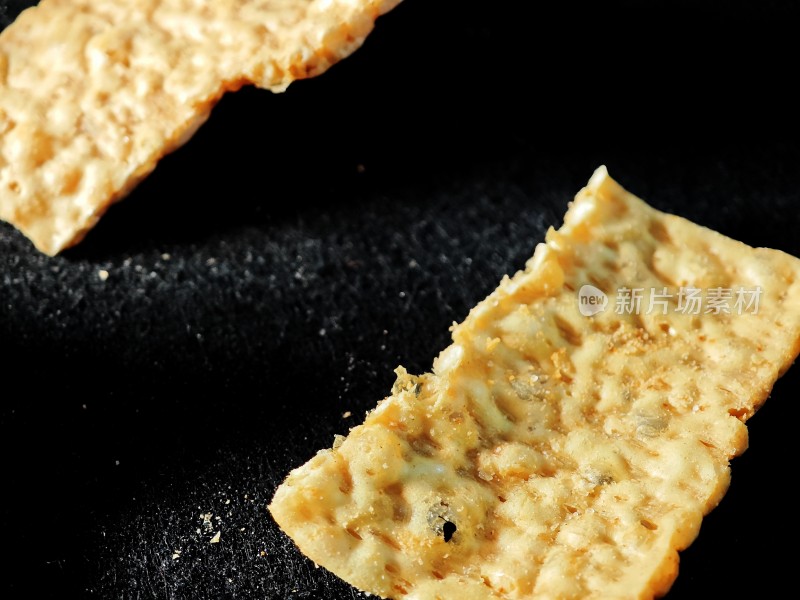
[0, 0, 401, 254]
[270, 168, 800, 599]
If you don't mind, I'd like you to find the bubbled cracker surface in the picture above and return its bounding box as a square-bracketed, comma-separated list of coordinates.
[269, 168, 800, 599]
[0, 0, 400, 255]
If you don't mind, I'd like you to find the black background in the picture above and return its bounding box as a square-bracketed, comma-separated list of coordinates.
[2, 1, 799, 598]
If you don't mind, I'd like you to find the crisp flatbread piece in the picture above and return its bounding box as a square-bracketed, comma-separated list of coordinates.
[270, 168, 800, 599]
[0, 0, 400, 255]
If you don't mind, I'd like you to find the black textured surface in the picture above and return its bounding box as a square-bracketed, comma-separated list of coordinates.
[2, 1, 800, 598]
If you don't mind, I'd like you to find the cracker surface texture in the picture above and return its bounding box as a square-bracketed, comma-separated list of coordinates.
[0, 0, 400, 254]
[270, 168, 800, 599]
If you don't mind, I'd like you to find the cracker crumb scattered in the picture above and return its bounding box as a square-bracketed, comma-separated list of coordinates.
[209, 531, 221, 544]
[98, 270, 109, 281]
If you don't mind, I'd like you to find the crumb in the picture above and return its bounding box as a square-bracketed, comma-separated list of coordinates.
[98, 269, 109, 281]
[172, 550, 181, 560]
[342, 411, 352, 419]
[210, 531, 221, 544]
[225, 499, 230, 505]
[161, 253, 171, 260]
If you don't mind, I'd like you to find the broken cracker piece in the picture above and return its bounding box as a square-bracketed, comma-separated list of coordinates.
[0, 0, 401, 254]
[269, 167, 800, 599]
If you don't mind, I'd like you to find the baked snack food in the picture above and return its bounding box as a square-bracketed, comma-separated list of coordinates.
[0, 0, 401, 254]
[270, 167, 800, 598]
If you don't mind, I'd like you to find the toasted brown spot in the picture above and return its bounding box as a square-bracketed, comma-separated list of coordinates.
[371, 529, 401, 551]
[384, 483, 411, 523]
[728, 407, 749, 421]
[409, 430, 441, 457]
[641, 519, 658, 531]
[554, 314, 583, 346]
[649, 219, 672, 244]
[345, 527, 362, 541]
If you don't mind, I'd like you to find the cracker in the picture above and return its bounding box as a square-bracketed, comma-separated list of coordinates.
[0, 0, 401, 254]
[269, 167, 800, 599]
